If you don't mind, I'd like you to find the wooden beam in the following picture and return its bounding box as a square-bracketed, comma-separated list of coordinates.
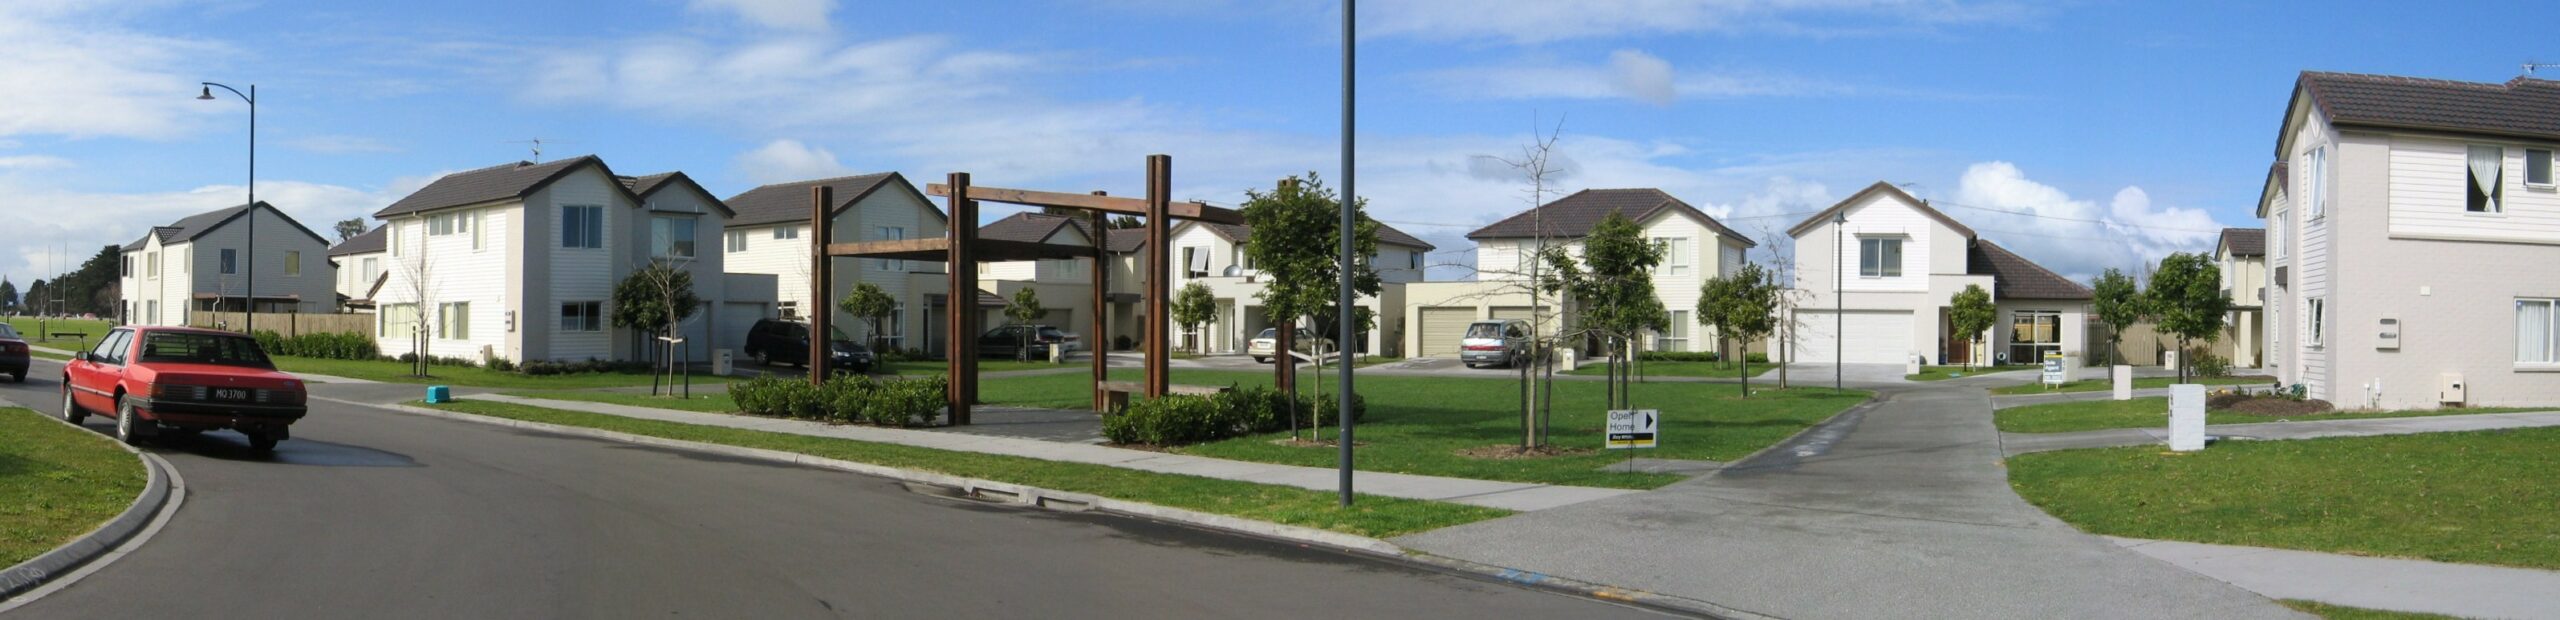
[1090, 200, 1110, 413]
[947, 172, 978, 425]
[1144, 155, 1171, 398]
[825, 238, 1089, 262]
[927, 183, 1244, 225]
[808, 185, 833, 385]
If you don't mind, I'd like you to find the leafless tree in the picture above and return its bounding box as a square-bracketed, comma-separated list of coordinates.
[388, 219, 438, 377]
[1460, 113, 1572, 450]
[1754, 228, 1811, 389]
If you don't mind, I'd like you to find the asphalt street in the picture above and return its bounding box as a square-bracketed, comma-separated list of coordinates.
[0, 358, 1662, 619]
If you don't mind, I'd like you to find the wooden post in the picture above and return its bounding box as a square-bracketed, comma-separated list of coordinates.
[809, 185, 833, 386]
[1273, 177, 1297, 397]
[947, 172, 979, 425]
[1090, 194, 1111, 412]
[1144, 155, 1172, 398]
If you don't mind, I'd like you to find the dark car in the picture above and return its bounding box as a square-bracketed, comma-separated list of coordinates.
[0, 324, 27, 382]
[63, 326, 307, 450]
[978, 324, 1080, 359]
[741, 319, 874, 373]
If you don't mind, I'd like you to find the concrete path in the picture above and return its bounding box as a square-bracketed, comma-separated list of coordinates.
[2001, 410, 2560, 456]
[393, 391, 1638, 512]
[2113, 537, 2560, 620]
[1394, 385, 2302, 619]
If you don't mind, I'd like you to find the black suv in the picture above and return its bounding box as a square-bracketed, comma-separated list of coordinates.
[742, 319, 874, 373]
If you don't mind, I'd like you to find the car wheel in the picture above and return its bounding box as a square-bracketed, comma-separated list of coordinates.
[243, 431, 278, 453]
[61, 387, 87, 425]
[9, 372, 21, 383]
[752, 349, 770, 366]
[115, 398, 145, 446]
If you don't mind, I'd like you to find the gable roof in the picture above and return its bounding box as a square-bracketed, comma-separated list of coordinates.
[2289, 72, 2560, 153]
[1786, 182, 1976, 239]
[329, 225, 387, 256]
[620, 171, 736, 217]
[1966, 240, 2091, 301]
[2217, 228, 2265, 257]
[1468, 188, 1753, 247]
[723, 172, 939, 229]
[137, 202, 331, 249]
[978, 212, 1095, 246]
[378, 155, 642, 218]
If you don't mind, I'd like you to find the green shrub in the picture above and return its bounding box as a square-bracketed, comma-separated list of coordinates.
[1746, 352, 1769, 364]
[1106, 394, 1229, 445]
[392, 352, 480, 367]
[729, 374, 944, 427]
[252, 330, 379, 360]
[519, 359, 651, 376]
[1636, 351, 1719, 362]
[730, 376, 794, 416]
[2191, 351, 2231, 378]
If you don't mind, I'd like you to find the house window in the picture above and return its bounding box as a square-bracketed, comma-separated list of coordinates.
[361, 257, 379, 283]
[883, 303, 907, 350]
[1182, 246, 1210, 278]
[146, 300, 159, 325]
[147, 252, 159, 278]
[2008, 310, 2062, 364]
[121, 256, 131, 277]
[652, 216, 697, 258]
[1044, 258, 1079, 278]
[284, 251, 301, 277]
[2307, 297, 2326, 348]
[380, 303, 417, 338]
[438, 302, 470, 340]
[1858, 237, 1903, 278]
[2520, 299, 2558, 364]
[2529, 148, 2553, 187]
[428, 214, 453, 236]
[1721, 244, 1745, 278]
[2468, 145, 2504, 213]
[875, 226, 906, 271]
[220, 249, 238, 275]
[1655, 237, 1691, 276]
[773, 225, 801, 240]
[561, 301, 603, 332]
[470, 210, 484, 250]
[726, 230, 749, 253]
[1408, 251, 1423, 271]
[1657, 310, 1691, 351]
[2270, 210, 2286, 260]
[778, 301, 799, 320]
[562, 205, 604, 249]
[2307, 146, 2328, 218]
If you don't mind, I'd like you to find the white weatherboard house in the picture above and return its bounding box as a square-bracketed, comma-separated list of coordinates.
[1406, 188, 1751, 358]
[720, 173, 953, 355]
[1155, 219, 1435, 356]
[369, 155, 764, 364]
[118, 202, 337, 327]
[327, 225, 388, 311]
[2215, 227, 2267, 367]
[975, 212, 1118, 348]
[1779, 182, 2092, 366]
[2261, 71, 2560, 409]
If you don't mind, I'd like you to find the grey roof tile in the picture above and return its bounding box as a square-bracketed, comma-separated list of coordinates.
[1967, 240, 2092, 301]
[1468, 188, 1752, 247]
[722, 172, 917, 229]
[377, 155, 619, 217]
[2297, 71, 2560, 142]
[329, 225, 387, 256]
[2219, 228, 2265, 257]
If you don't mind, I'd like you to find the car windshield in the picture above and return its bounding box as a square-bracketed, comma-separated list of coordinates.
[137, 332, 274, 369]
[0, 324, 18, 339]
[1464, 323, 1506, 339]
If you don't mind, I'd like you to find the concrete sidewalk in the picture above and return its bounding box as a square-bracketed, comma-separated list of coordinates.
[2114, 537, 2560, 619]
[2001, 409, 2560, 455]
[409, 391, 1637, 512]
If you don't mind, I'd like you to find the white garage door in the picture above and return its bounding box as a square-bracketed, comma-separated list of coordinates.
[716, 301, 769, 357]
[1790, 310, 1914, 364]
[1417, 307, 1476, 358]
[1490, 306, 1537, 321]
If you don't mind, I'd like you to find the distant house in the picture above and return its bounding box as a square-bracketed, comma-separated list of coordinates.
[2260, 71, 2560, 408]
[720, 173, 953, 353]
[328, 225, 387, 312]
[1406, 188, 1748, 359]
[2215, 227, 2266, 367]
[1779, 182, 2091, 365]
[117, 202, 336, 327]
[369, 155, 760, 364]
[1154, 219, 1434, 356]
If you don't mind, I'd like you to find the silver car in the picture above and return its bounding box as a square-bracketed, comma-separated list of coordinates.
[1459, 320, 1530, 368]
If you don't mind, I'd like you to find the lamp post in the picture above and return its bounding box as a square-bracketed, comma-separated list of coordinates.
[197, 82, 255, 334]
[1833, 210, 1846, 394]
[1336, 0, 1357, 507]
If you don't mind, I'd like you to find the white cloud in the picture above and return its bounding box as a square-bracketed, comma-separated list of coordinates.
[734, 139, 852, 185]
[0, 2, 225, 140]
[1423, 51, 1861, 103]
[1364, 0, 2039, 44]
[1608, 50, 1679, 105]
[1946, 161, 2225, 281]
[687, 0, 835, 31]
[0, 171, 409, 285]
[0, 155, 73, 170]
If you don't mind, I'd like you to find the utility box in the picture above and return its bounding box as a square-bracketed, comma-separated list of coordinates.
[1558, 348, 1579, 371]
[2377, 316, 2401, 350]
[2439, 373, 2466, 405]
[1907, 354, 1923, 376]
[712, 349, 732, 375]
[2161, 349, 2179, 371]
[1048, 343, 1065, 364]
[2169, 384, 2207, 452]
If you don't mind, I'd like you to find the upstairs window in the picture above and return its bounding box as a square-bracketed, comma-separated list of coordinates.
[1858, 237, 1903, 278]
[562, 205, 604, 249]
[2307, 146, 2329, 218]
[652, 216, 697, 258]
[1654, 237, 1691, 276]
[773, 225, 801, 240]
[725, 230, 749, 253]
[2469, 145, 2505, 213]
[2529, 148, 2553, 187]
[284, 251, 302, 277]
[2307, 297, 2326, 348]
[220, 248, 238, 275]
[875, 226, 906, 271]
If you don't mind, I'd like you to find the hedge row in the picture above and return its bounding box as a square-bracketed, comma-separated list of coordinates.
[252, 330, 378, 360]
[1630, 350, 1771, 364]
[730, 375, 945, 427]
[1103, 385, 1366, 446]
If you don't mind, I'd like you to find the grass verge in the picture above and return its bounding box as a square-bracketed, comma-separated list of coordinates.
[2, 317, 113, 346]
[1995, 397, 2552, 434]
[879, 358, 1071, 375]
[421, 399, 1508, 537]
[1990, 374, 2273, 395]
[2279, 600, 2459, 620]
[271, 356, 735, 390]
[1564, 360, 1778, 380]
[507, 389, 739, 413]
[2008, 427, 2560, 570]
[0, 407, 148, 567]
[1906, 364, 2038, 382]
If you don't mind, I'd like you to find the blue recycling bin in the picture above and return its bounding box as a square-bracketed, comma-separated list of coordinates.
[425, 385, 452, 404]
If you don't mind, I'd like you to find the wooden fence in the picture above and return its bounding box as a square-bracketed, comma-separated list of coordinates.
[2085, 321, 2244, 367]
[189, 311, 374, 337]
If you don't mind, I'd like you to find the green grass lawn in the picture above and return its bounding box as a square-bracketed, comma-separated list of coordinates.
[2280, 600, 2459, 620]
[2008, 426, 2560, 570]
[1990, 374, 2274, 395]
[26, 347, 73, 362]
[507, 389, 740, 413]
[0, 407, 148, 567]
[423, 399, 1507, 538]
[1995, 397, 2552, 434]
[271, 356, 735, 390]
[983, 369, 1869, 489]
[1564, 360, 1779, 380]
[1906, 364, 2038, 381]
[878, 358, 1076, 375]
[3, 317, 113, 346]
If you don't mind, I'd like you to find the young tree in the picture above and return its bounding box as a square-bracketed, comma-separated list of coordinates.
[1701, 262, 1781, 397]
[1109, 215, 1143, 229]
[1540, 211, 1663, 409]
[2146, 252, 2228, 383]
[837, 282, 895, 354]
[1240, 171, 1383, 438]
[612, 262, 702, 389]
[2090, 268, 2145, 367]
[334, 218, 370, 242]
[1949, 284, 1995, 371]
[1169, 282, 1217, 355]
[1469, 116, 1570, 449]
[1003, 287, 1045, 361]
[0, 278, 16, 313]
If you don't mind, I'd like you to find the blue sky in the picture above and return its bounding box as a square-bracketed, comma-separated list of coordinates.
[5, 0, 2558, 289]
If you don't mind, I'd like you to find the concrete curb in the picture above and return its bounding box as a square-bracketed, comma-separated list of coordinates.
[342, 397, 1745, 618]
[0, 408, 178, 602]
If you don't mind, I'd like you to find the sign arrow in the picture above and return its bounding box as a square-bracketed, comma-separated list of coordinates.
[1645, 412, 1655, 429]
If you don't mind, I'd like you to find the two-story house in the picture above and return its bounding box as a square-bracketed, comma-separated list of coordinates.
[328, 225, 387, 312]
[976, 212, 1117, 346]
[720, 172, 952, 354]
[1153, 219, 1435, 356]
[2215, 228, 2266, 367]
[1781, 182, 2092, 365]
[2260, 71, 2560, 409]
[118, 202, 337, 327]
[1406, 188, 1750, 358]
[369, 156, 759, 364]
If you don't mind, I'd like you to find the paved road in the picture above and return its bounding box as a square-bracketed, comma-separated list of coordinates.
[0, 359, 1660, 619]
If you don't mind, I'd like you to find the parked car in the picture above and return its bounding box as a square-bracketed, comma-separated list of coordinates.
[0, 324, 28, 382]
[1460, 320, 1532, 369]
[61, 326, 306, 450]
[740, 319, 874, 373]
[1246, 327, 1332, 364]
[978, 324, 1081, 359]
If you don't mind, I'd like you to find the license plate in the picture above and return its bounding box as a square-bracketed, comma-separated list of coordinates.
[214, 389, 250, 401]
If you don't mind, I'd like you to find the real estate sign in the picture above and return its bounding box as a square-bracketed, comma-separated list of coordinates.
[2042, 352, 2066, 386]
[1605, 409, 1658, 450]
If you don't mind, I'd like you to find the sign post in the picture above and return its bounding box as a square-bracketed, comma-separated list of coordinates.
[1605, 409, 1659, 472]
[2042, 352, 2066, 388]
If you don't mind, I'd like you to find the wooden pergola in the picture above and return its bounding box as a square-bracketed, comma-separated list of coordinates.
[809, 155, 1244, 425]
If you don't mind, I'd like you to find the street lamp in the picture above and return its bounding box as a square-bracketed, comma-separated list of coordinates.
[1833, 210, 1846, 394]
[197, 82, 255, 333]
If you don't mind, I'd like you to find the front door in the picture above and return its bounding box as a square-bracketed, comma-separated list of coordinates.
[1941, 310, 1969, 365]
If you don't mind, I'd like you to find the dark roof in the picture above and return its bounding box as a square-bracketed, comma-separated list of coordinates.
[329, 225, 387, 256]
[622, 173, 676, 196]
[132, 202, 330, 250]
[978, 212, 1094, 245]
[378, 155, 631, 218]
[1786, 182, 1976, 239]
[621, 171, 736, 217]
[121, 231, 162, 251]
[2291, 72, 2560, 149]
[723, 172, 936, 229]
[1468, 188, 1753, 247]
[1966, 240, 2092, 301]
[1175, 220, 1437, 252]
[2218, 228, 2265, 257]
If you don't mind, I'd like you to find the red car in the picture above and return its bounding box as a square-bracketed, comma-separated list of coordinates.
[61, 326, 307, 451]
